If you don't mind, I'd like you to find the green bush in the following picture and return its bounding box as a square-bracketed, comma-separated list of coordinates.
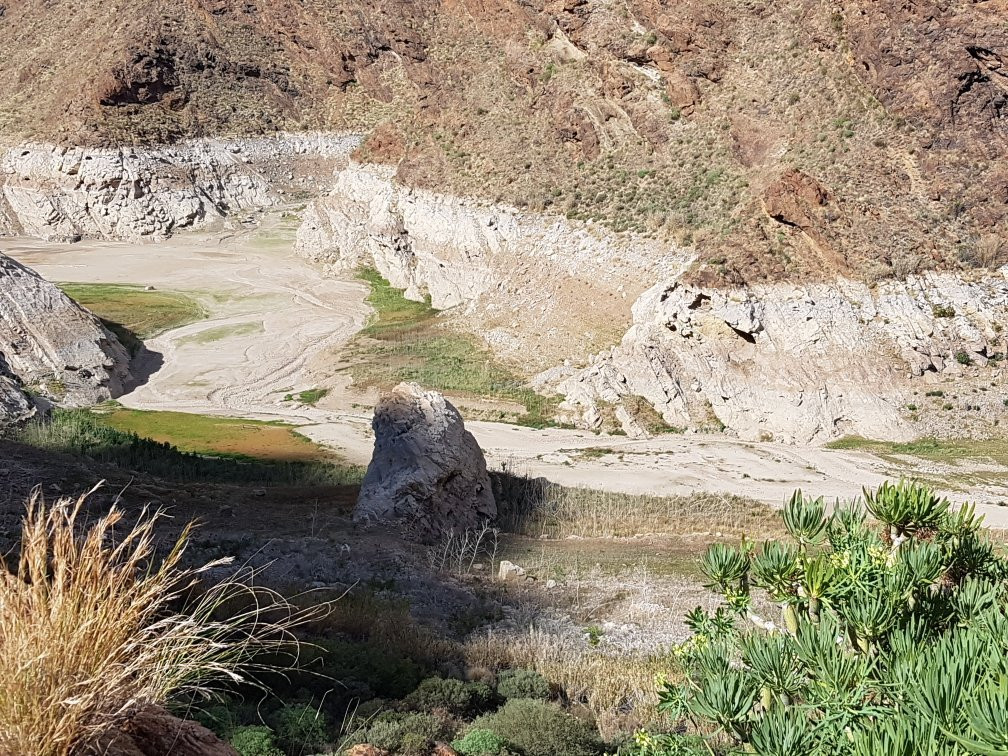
[469, 699, 604, 756]
[496, 669, 550, 701]
[651, 481, 1008, 754]
[322, 639, 424, 699]
[404, 676, 495, 716]
[362, 711, 449, 755]
[192, 703, 242, 739]
[269, 703, 328, 753]
[932, 303, 956, 318]
[453, 727, 509, 755]
[229, 726, 284, 756]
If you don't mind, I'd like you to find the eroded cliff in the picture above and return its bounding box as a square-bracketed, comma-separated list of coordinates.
[297, 162, 1008, 443]
[0, 134, 359, 241]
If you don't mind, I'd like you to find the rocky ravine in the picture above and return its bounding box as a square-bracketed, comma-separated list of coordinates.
[0, 252, 130, 425]
[296, 161, 691, 369]
[298, 161, 1008, 444]
[2, 134, 1006, 444]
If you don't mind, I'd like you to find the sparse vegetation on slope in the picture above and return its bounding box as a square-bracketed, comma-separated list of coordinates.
[11, 407, 362, 485]
[346, 268, 562, 427]
[1, 1, 1004, 285]
[58, 282, 206, 354]
[181, 585, 668, 754]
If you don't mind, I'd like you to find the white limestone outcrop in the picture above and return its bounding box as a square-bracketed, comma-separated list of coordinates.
[295, 162, 689, 367]
[546, 271, 1008, 443]
[0, 133, 361, 241]
[0, 252, 130, 424]
[0, 363, 34, 426]
[356, 382, 497, 540]
[4, 133, 1004, 444]
[297, 162, 1008, 444]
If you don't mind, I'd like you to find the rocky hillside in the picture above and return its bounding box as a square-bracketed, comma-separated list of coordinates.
[0, 0, 1004, 284]
[0, 253, 130, 425]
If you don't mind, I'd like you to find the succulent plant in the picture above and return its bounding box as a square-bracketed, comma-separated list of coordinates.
[651, 481, 1008, 755]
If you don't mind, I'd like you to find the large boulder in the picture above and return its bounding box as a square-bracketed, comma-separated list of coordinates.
[90, 706, 239, 756]
[0, 251, 130, 426]
[356, 382, 497, 539]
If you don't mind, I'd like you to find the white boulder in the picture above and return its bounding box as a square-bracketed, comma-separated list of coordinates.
[0, 252, 130, 424]
[355, 382, 497, 539]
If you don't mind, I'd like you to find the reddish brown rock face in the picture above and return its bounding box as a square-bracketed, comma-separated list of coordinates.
[763, 168, 830, 231]
[843, 0, 1008, 148]
[841, 0, 1008, 233]
[762, 168, 851, 275]
[94, 707, 239, 756]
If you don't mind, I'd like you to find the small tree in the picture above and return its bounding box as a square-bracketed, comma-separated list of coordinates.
[648, 481, 1008, 755]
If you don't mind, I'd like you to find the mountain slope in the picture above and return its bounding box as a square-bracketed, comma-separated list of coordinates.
[0, 0, 1004, 284]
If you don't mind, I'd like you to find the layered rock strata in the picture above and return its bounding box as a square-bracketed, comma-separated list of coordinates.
[298, 165, 1008, 443]
[543, 272, 1008, 443]
[0, 252, 130, 424]
[296, 162, 689, 368]
[0, 133, 360, 241]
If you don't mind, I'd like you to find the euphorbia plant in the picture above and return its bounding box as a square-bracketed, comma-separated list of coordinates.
[645, 480, 1008, 756]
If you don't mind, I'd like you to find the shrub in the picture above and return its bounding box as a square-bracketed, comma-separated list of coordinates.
[651, 481, 1008, 754]
[469, 699, 605, 756]
[270, 703, 328, 753]
[0, 490, 308, 756]
[322, 639, 424, 699]
[932, 303, 956, 318]
[453, 727, 510, 755]
[616, 731, 710, 755]
[404, 676, 495, 716]
[362, 712, 449, 755]
[956, 350, 974, 365]
[229, 726, 284, 756]
[192, 702, 250, 740]
[496, 669, 550, 701]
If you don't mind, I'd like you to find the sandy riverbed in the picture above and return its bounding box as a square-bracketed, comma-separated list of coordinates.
[5, 214, 1006, 523]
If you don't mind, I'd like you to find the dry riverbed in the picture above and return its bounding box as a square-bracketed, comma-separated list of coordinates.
[5, 212, 1007, 524]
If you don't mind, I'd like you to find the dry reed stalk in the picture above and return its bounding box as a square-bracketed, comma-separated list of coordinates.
[0, 486, 316, 756]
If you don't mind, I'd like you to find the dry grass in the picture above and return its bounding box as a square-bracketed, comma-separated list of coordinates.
[0, 486, 314, 756]
[300, 589, 462, 672]
[464, 628, 677, 737]
[493, 471, 780, 541]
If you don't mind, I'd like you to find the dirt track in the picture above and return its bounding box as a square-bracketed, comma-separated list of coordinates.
[6, 215, 1007, 523]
